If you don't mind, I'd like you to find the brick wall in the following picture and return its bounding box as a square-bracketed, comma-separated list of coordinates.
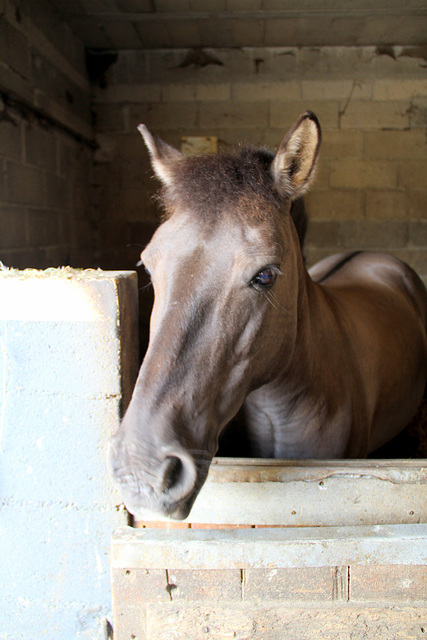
[0, 0, 95, 269]
[93, 46, 427, 282]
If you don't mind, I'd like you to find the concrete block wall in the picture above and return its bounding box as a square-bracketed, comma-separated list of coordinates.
[0, 0, 95, 269]
[0, 268, 139, 640]
[93, 46, 427, 282]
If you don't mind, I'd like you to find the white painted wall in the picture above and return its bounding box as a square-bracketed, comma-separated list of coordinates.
[0, 268, 138, 640]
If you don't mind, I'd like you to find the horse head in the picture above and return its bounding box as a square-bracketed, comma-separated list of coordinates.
[108, 112, 321, 519]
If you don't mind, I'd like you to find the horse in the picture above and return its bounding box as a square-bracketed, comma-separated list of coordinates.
[108, 111, 427, 520]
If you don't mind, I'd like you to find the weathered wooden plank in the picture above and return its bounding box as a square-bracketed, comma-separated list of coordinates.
[144, 603, 427, 640]
[350, 565, 427, 602]
[243, 566, 345, 602]
[111, 524, 427, 570]
[133, 459, 427, 526]
[208, 458, 427, 483]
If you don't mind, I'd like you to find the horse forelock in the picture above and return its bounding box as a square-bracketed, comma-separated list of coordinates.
[157, 146, 284, 225]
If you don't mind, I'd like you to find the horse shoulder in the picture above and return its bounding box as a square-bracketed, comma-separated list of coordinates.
[313, 251, 427, 453]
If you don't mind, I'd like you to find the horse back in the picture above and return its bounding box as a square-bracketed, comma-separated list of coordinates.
[309, 250, 427, 329]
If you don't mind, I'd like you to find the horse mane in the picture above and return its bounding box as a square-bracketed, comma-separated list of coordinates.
[158, 146, 284, 224]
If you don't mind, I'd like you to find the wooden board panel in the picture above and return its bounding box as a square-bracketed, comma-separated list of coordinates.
[133, 459, 427, 527]
[145, 603, 427, 640]
[112, 524, 427, 570]
[111, 525, 427, 639]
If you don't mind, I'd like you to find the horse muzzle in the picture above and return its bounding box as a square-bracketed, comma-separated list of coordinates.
[107, 435, 200, 520]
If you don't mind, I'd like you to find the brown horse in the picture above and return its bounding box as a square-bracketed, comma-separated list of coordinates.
[108, 112, 427, 520]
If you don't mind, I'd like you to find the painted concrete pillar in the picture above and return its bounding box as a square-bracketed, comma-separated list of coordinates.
[0, 268, 138, 639]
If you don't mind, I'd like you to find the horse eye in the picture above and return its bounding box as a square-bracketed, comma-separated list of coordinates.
[251, 267, 277, 288]
[144, 266, 151, 278]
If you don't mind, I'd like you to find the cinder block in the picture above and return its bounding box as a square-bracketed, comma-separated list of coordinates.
[58, 135, 87, 176]
[302, 79, 372, 101]
[0, 118, 22, 161]
[350, 565, 427, 602]
[407, 190, 427, 220]
[270, 101, 340, 130]
[95, 103, 125, 133]
[231, 16, 264, 46]
[93, 83, 162, 104]
[0, 268, 138, 640]
[260, 47, 298, 80]
[128, 102, 199, 132]
[0, 60, 32, 103]
[117, 157, 147, 190]
[119, 188, 159, 222]
[196, 83, 231, 101]
[340, 100, 410, 130]
[3, 0, 28, 34]
[409, 221, 427, 247]
[5, 160, 46, 205]
[373, 79, 427, 101]
[0, 17, 30, 79]
[0, 204, 27, 248]
[161, 84, 196, 102]
[399, 160, 427, 190]
[232, 80, 301, 102]
[329, 159, 398, 189]
[0, 391, 123, 504]
[26, 208, 60, 246]
[0, 277, 124, 396]
[308, 159, 330, 191]
[199, 101, 268, 130]
[306, 220, 341, 248]
[364, 130, 427, 160]
[46, 171, 70, 210]
[105, 50, 149, 85]
[365, 190, 409, 219]
[2, 247, 47, 270]
[12, 268, 135, 387]
[408, 97, 427, 128]
[305, 190, 365, 221]
[1, 503, 125, 639]
[26, 0, 88, 82]
[31, 51, 91, 124]
[338, 220, 409, 250]
[215, 127, 266, 147]
[146, 48, 250, 84]
[321, 130, 363, 159]
[45, 245, 72, 267]
[25, 123, 57, 171]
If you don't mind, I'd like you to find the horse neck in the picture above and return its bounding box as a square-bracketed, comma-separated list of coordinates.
[244, 264, 349, 457]
[279, 264, 334, 396]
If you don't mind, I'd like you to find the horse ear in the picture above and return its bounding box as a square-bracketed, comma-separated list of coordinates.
[137, 124, 183, 187]
[271, 111, 321, 199]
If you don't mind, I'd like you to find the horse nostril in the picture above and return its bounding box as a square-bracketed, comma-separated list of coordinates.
[160, 456, 183, 493]
[157, 450, 198, 506]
